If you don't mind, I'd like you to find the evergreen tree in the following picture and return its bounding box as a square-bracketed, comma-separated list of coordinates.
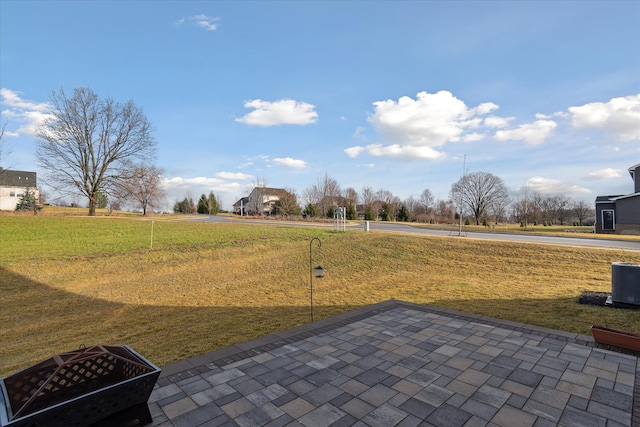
[380, 202, 393, 221]
[95, 192, 108, 209]
[326, 206, 335, 219]
[346, 203, 357, 220]
[273, 191, 300, 217]
[396, 204, 411, 222]
[174, 197, 196, 213]
[303, 203, 319, 218]
[197, 194, 209, 214]
[364, 205, 375, 221]
[15, 188, 41, 214]
[207, 192, 220, 215]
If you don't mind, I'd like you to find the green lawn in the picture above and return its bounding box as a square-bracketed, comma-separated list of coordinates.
[1, 214, 639, 377]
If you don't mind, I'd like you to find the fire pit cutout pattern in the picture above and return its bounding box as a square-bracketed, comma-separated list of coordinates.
[0, 345, 160, 427]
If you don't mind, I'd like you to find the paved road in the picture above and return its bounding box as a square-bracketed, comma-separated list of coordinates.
[187, 215, 640, 252]
[367, 221, 640, 251]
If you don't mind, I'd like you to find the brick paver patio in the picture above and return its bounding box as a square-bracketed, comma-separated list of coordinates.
[149, 300, 639, 426]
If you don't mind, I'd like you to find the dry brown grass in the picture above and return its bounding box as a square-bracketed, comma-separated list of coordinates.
[1, 215, 639, 377]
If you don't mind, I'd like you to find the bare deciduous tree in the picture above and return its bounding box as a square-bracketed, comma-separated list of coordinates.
[450, 171, 509, 225]
[435, 199, 456, 223]
[419, 188, 434, 215]
[361, 185, 375, 207]
[35, 87, 156, 216]
[123, 164, 165, 215]
[573, 200, 594, 226]
[342, 187, 358, 204]
[488, 191, 511, 224]
[553, 194, 571, 225]
[404, 195, 419, 219]
[304, 173, 341, 217]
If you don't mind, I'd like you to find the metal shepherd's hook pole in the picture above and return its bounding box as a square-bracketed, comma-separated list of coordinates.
[309, 237, 321, 322]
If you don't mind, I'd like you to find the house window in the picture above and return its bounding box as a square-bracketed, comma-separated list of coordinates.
[9, 190, 16, 197]
[602, 209, 615, 231]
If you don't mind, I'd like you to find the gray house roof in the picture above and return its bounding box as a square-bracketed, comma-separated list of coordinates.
[0, 168, 37, 187]
[233, 197, 249, 208]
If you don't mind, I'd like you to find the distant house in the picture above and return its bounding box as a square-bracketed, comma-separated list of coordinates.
[233, 197, 249, 216]
[0, 168, 40, 211]
[595, 163, 640, 235]
[242, 187, 287, 216]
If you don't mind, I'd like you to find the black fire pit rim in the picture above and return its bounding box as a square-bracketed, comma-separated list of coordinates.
[0, 345, 160, 426]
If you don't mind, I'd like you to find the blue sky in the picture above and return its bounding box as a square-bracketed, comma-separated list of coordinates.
[1, 1, 639, 211]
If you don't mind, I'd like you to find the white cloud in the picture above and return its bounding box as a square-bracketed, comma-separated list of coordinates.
[174, 15, 220, 31]
[568, 94, 640, 141]
[484, 116, 513, 128]
[1, 88, 48, 111]
[191, 14, 219, 31]
[235, 99, 318, 126]
[215, 171, 253, 180]
[470, 102, 499, 115]
[163, 176, 225, 189]
[369, 91, 469, 147]
[344, 146, 366, 158]
[162, 176, 245, 198]
[344, 143, 446, 160]
[494, 120, 557, 145]
[352, 90, 500, 160]
[272, 157, 307, 169]
[585, 168, 623, 180]
[525, 176, 591, 195]
[352, 126, 367, 141]
[0, 88, 52, 137]
[462, 133, 485, 142]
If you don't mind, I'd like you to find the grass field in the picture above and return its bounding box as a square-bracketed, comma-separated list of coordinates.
[1, 214, 640, 377]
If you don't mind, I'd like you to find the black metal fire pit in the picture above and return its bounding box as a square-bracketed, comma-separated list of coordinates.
[0, 345, 160, 427]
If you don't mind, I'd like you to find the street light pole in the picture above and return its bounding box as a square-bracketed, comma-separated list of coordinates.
[309, 237, 324, 322]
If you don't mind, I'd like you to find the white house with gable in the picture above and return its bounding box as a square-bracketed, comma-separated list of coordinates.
[0, 168, 40, 210]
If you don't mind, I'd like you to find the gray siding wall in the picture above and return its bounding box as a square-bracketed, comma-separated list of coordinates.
[616, 196, 640, 224]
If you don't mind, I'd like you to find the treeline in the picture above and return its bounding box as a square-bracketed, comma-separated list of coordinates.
[242, 172, 596, 226]
[174, 192, 221, 214]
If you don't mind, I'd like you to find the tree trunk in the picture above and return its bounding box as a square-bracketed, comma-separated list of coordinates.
[88, 195, 96, 216]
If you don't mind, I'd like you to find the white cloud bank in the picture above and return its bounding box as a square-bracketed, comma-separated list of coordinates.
[585, 168, 623, 180]
[214, 171, 253, 180]
[345, 91, 639, 162]
[525, 176, 591, 195]
[494, 120, 557, 146]
[235, 99, 318, 126]
[345, 90, 506, 160]
[0, 88, 52, 137]
[272, 157, 307, 168]
[568, 94, 640, 141]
